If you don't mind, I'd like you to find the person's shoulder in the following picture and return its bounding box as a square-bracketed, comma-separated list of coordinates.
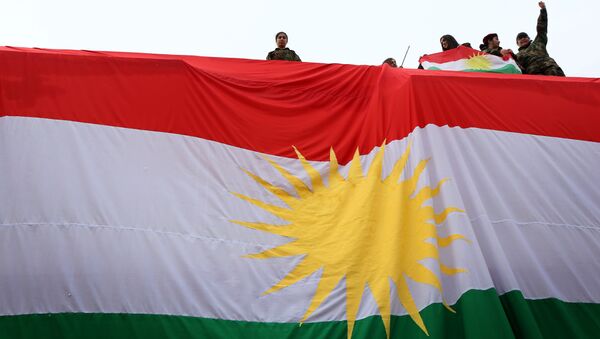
[266, 50, 275, 58]
[289, 49, 301, 61]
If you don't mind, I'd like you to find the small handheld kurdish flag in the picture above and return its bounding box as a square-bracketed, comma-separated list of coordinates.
[419, 45, 521, 74]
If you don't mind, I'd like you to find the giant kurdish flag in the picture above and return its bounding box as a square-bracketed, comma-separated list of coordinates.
[1, 47, 600, 339]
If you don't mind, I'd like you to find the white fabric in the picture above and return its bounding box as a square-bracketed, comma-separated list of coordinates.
[422, 54, 520, 72]
[1, 116, 599, 322]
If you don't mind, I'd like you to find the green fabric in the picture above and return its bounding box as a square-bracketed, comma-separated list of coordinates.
[2, 289, 599, 338]
[427, 64, 521, 74]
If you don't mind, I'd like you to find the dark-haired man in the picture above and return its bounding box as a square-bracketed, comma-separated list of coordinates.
[515, 2, 564, 76]
[482, 33, 515, 59]
[383, 58, 398, 68]
[266, 32, 301, 61]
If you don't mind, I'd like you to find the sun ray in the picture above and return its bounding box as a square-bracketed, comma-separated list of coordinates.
[300, 267, 343, 322]
[402, 158, 431, 196]
[393, 275, 429, 336]
[241, 169, 297, 206]
[293, 146, 324, 190]
[260, 256, 321, 296]
[370, 279, 392, 338]
[438, 234, 471, 247]
[434, 207, 464, 224]
[231, 192, 294, 220]
[245, 241, 305, 260]
[348, 148, 363, 181]
[406, 263, 442, 293]
[230, 220, 291, 237]
[413, 178, 449, 202]
[329, 147, 345, 184]
[385, 140, 412, 184]
[233, 143, 469, 338]
[440, 263, 468, 275]
[262, 156, 312, 198]
[407, 264, 457, 314]
[443, 303, 457, 314]
[345, 275, 366, 339]
[366, 141, 386, 180]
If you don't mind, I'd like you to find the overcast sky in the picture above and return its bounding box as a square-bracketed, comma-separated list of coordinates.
[2, 0, 597, 77]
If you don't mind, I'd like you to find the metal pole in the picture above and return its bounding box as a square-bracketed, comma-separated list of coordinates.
[400, 45, 411, 68]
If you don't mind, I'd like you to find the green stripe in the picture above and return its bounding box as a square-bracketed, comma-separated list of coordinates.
[1, 289, 599, 339]
[427, 64, 521, 74]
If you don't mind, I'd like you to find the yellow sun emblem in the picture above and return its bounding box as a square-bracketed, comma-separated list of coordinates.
[232, 141, 469, 338]
[466, 52, 492, 70]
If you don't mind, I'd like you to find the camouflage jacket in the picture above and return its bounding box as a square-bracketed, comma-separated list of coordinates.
[483, 47, 503, 57]
[266, 48, 301, 62]
[516, 8, 562, 74]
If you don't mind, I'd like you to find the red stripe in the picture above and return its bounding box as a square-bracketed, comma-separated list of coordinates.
[1, 47, 599, 163]
[419, 46, 488, 64]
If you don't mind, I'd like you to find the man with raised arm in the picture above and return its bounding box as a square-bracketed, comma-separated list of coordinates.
[515, 1, 565, 76]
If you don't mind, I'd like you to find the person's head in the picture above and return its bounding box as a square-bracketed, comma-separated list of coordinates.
[440, 35, 459, 51]
[516, 32, 531, 48]
[275, 32, 288, 49]
[383, 58, 397, 67]
[483, 33, 499, 49]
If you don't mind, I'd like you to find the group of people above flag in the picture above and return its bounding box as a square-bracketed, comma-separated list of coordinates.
[267, 2, 563, 76]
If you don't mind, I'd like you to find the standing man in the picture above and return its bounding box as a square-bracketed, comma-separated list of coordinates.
[482, 33, 521, 72]
[482, 33, 502, 57]
[482, 33, 515, 59]
[266, 32, 301, 62]
[515, 2, 565, 76]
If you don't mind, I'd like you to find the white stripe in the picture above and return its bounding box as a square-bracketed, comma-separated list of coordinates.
[422, 54, 520, 72]
[1, 117, 599, 322]
[422, 59, 470, 71]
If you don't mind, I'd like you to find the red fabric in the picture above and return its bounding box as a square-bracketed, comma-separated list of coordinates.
[419, 46, 490, 64]
[1, 46, 599, 163]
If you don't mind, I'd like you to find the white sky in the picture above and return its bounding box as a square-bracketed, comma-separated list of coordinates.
[2, 0, 597, 77]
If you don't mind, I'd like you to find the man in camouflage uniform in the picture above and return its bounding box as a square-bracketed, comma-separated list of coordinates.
[482, 33, 514, 58]
[482, 33, 521, 70]
[516, 2, 565, 76]
[266, 32, 301, 62]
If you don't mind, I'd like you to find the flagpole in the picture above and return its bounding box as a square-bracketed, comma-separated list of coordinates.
[400, 45, 411, 68]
